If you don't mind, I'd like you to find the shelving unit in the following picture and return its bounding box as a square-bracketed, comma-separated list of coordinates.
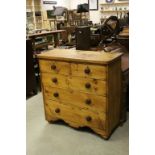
[68, 10, 89, 26]
[100, 2, 129, 21]
[26, 0, 43, 31]
[100, 2, 129, 6]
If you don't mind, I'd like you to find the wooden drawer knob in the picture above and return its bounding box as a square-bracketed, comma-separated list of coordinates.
[51, 64, 56, 70]
[86, 116, 92, 122]
[85, 99, 92, 105]
[85, 83, 91, 89]
[52, 78, 57, 83]
[53, 92, 59, 98]
[55, 108, 60, 113]
[84, 67, 90, 74]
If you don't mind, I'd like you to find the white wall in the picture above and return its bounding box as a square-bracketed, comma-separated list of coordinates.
[68, 0, 108, 23]
[41, 0, 70, 10]
[69, 0, 128, 24]
[41, 0, 128, 23]
[69, 0, 88, 10]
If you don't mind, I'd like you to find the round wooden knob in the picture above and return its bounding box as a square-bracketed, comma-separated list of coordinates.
[53, 92, 59, 98]
[51, 64, 56, 70]
[85, 99, 91, 105]
[86, 116, 92, 122]
[52, 78, 57, 83]
[84, 68, 90, 74]
[85, 83, 91, 89]
[55, 108, 60, 113]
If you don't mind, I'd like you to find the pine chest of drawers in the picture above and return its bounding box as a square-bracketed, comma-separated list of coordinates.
[37, 49, 123, 139]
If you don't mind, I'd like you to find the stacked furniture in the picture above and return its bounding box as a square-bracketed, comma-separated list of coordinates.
[37, 49, 123, 139]
[26, 39, 37, 96]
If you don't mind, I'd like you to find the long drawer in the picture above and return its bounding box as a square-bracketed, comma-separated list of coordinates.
[45, 100, 106, 130]
[44, 86, 107, 113]
[41, 73, 107, 96]
[71, 63, 107, 80]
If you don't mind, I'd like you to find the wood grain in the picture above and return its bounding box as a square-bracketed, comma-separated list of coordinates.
[38, 49, 123, 139]
[107, 59, 122, 133]
[41, 73, 107, 96]
[45, 100, 106, 130]
[37, 49, 123, 65]
[68, 76, 107, 96]
[71, 63, 107, 80]
[39, 60, 70, 76]
[44, 85, 107, 113]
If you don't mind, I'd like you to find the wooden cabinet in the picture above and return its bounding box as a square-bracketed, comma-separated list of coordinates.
[26, 0, 43, 31]
[26, 39, 37, 95]
[67, 10, 89, 26]
[37, 49, 123, 139]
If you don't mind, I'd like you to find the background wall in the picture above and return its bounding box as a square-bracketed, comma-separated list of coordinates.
[41, 0, 128, 23]
[69, 0, 128, 24]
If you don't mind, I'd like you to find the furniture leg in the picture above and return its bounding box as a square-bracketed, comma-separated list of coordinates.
[53, 33, 59, 47]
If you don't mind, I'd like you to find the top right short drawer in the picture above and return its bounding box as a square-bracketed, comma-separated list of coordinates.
[71, 63, 107, 80]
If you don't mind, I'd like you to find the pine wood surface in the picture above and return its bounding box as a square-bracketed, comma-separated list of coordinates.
[37, 49, 123, 65]
[44, 85, 107, 113]
[39, 59, 107, 79]
[39, 60, 70, 76]
[45, 100, 106, 130]
[41, 73, 107, 96]
[71, 63, 107, 80]
[38, 49, 123, 139]
[107, 60, 122, 132]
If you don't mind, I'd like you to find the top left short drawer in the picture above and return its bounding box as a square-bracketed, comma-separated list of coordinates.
[39, 60, 70, 76]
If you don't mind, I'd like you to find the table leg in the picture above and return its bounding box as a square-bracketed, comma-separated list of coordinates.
[31, 37, 36, 51]
[53, 33, 59, 48]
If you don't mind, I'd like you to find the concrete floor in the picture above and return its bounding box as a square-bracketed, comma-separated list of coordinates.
[27, 93, 129, 155]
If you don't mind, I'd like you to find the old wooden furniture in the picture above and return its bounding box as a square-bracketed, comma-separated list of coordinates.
[26, 39, 37, 96]
[121, 52, 129, 123]
[117, 26, 129, 51]
[37, 49, 123, 139]
[28, 30, 66, 50]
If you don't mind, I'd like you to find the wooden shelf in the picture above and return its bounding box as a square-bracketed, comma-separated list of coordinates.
[27, 15, 33, 18]
[26, 0, 43, 30]
[101, 10, 128, 13]
[100, 2, 129, 6]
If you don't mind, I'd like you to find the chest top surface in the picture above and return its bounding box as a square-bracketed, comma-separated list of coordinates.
[37, 49, 123, 65]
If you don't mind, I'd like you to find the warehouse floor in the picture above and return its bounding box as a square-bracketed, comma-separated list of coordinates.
[27, 93, 129, 155]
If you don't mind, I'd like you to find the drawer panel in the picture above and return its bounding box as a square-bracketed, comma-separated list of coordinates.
[46, 100, 106, 130]
[68, 77, 107, 96]
[71, 63, 107, 80]
[39, 60, 70, 75]
[44, 86, 107, 113]
[41, 73, 69, 89]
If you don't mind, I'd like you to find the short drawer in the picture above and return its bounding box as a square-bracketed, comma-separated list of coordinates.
[41, 73, 69, 89]
[45, 100, 106, 130]
[68, 77, 107, 96]
[39, 60, 70, 75]
[44, 86, 107, 113]
[71, 63, 107, 80]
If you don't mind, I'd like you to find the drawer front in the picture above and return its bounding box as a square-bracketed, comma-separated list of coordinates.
[68, 77, 107, 96]
[39, 60, 70, 75]
[46, 100, 106, 130]
[41, 73, 69, 89]
[71, 63, 107, 80]
[44, 86, 107, 113]
[41, 73, 106, 96]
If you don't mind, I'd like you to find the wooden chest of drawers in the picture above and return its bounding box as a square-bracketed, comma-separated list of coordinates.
[37, 49, 123, 139]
